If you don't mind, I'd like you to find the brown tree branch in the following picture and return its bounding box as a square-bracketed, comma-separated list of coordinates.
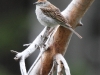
[14, 0, 94, 75]
[29, 0, 94, 75]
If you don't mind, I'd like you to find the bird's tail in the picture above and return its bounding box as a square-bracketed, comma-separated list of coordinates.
[69, 27, 82, 39]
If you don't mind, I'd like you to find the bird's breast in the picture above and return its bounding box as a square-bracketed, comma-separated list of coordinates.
[35, 6, 58, 27]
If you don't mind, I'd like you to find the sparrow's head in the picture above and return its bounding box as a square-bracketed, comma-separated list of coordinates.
[33, 0, 50, 7]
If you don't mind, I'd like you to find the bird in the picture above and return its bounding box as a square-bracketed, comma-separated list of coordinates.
[34, 0, 82, 39]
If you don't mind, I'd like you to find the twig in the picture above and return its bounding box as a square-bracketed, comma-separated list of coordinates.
[23, 43, 31, 47]
[54, 54, 71, 75]
[11, 27, 53, 60]
[57, 60, 63, 75]
[48, 61, 55, 75]
[28, 45, 46, 74]
[19, 58, 28, 75]
[28, 26, 58, 74]
[11, 26, 55, 75]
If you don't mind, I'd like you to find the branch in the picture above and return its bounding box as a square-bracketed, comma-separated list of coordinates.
[11, 0, 94, 75]
[28, 26, 59, 75]
[54, 54, 70, 75]
[48, 61, 56, 75]
[11, 26, 55, 75]
[11, 26, 54, 60]
[19, 58, 27, 75]
[30, 0, 94, 75]
[11, 50, 28, 75]
[57, 60, 64, 75]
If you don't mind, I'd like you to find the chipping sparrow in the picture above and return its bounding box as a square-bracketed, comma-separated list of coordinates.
[34, 0, 82, 39]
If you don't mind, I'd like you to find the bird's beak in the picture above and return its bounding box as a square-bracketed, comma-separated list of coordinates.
[33, 2, 38, 5]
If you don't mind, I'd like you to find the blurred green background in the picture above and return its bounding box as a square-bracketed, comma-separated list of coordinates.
[0, 0, 100, 75]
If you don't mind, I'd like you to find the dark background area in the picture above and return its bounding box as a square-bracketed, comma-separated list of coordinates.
[0, 0, 100, 75]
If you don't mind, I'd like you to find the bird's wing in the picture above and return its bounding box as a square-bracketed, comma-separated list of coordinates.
[40, 7, 82, 39]
[40, 7, 71, 27]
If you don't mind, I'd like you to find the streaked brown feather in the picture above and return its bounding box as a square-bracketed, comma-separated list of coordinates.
[40, 8, 65, 23]
[40, 5, 71, 27]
